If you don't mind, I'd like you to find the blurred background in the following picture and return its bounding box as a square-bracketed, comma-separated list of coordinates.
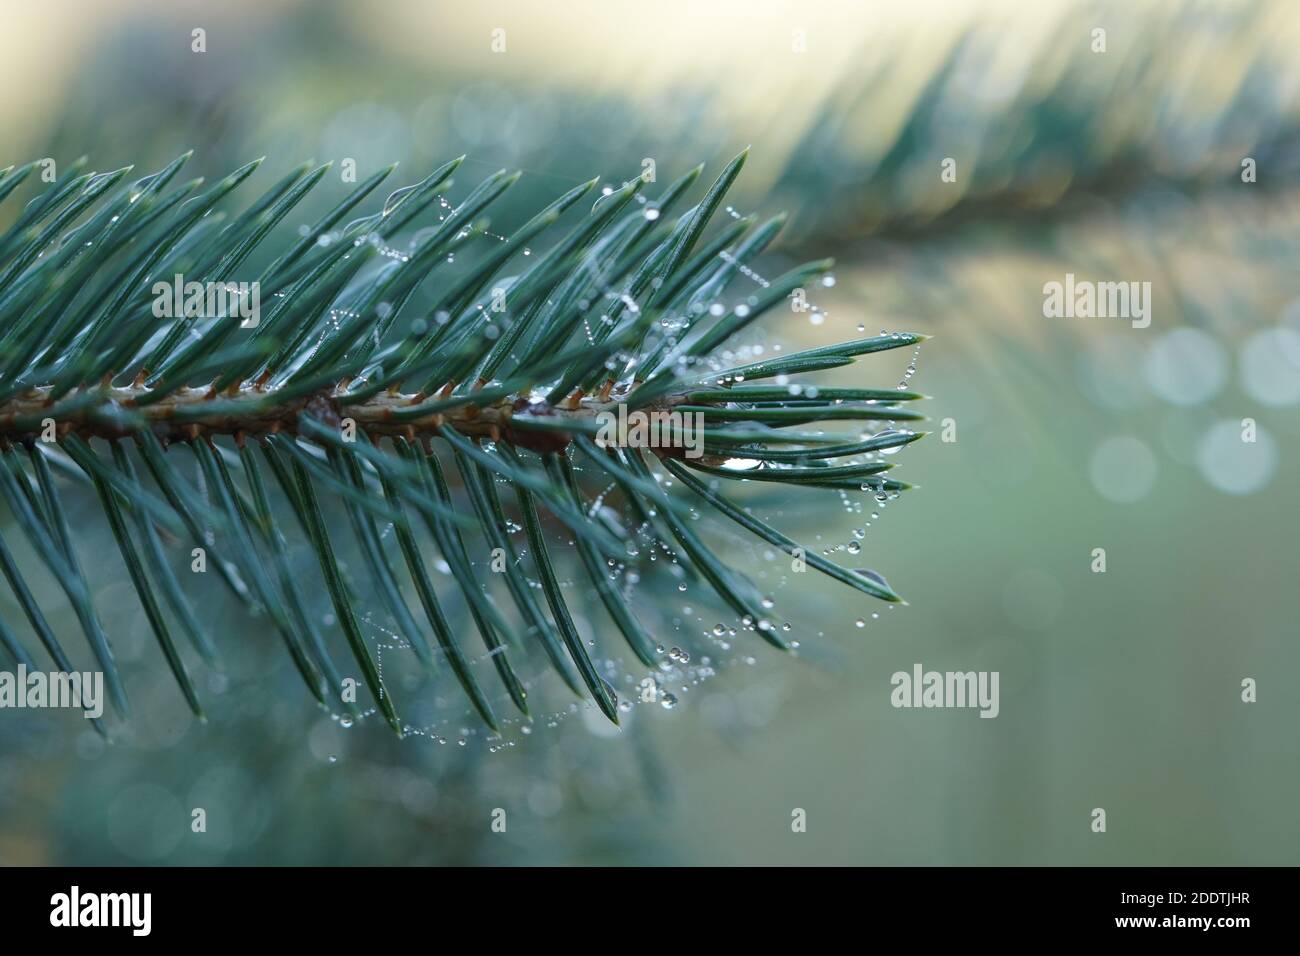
[1, 0, 1298, 865]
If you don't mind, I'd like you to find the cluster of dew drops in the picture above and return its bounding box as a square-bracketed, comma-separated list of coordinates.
[317, 627, 734, 760]
[829, 328, 922, 632]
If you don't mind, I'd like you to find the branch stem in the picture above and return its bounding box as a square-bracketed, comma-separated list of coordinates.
[0, 383, 650, 453]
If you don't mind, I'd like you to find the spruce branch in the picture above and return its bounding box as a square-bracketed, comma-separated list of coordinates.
[0, 151, 926, 736]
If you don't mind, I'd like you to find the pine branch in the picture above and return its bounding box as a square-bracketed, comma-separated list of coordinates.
[0, 150, 926, 735]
